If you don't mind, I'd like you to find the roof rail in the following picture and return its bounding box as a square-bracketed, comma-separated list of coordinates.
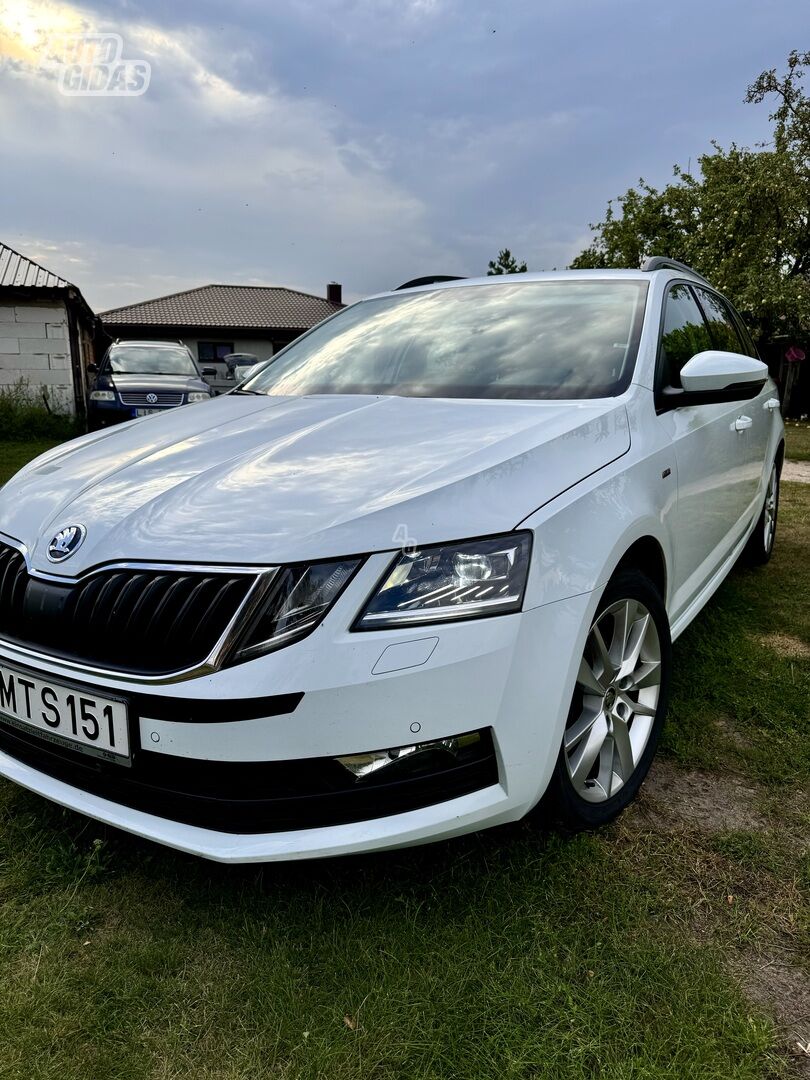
[641, 256, 711, 286]
[396, 275, 466, 290]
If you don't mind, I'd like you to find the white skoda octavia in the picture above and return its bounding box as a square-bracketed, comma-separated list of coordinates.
[0, 261, 784, 862]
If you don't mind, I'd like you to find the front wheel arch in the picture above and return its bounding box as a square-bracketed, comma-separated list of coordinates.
[613, 536, 668, 608]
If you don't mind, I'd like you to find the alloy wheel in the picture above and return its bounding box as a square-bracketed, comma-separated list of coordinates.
[763, 464, 778, 553]
[564, 598, 662, 803]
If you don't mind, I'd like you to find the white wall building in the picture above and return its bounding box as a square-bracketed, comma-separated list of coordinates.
[0, 243, 96, 417]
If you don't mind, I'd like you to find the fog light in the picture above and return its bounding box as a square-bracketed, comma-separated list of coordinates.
[336, 731, 482, 781]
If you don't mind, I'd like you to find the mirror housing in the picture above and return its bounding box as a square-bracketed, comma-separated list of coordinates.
[660, 350, 769, 410]
[201, 366, 217, 377]
[680, 350, 768, 395]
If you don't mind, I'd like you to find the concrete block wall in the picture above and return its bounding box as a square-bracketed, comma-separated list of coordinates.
[0, 300, 75, 413]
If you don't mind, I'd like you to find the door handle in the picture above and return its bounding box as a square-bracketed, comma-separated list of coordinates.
[763, 398, 781, 412]
[734, 415, 753, 432]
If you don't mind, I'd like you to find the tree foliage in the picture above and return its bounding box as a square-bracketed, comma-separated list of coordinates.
[571, 52, 810, 343]
[487, 248, 528, 275]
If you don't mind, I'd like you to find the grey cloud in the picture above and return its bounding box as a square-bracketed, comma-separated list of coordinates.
[1, 0, 807, 309]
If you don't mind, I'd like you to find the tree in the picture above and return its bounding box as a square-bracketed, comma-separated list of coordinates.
[571, 53, 810, 345]
[487, 248, 528, 275]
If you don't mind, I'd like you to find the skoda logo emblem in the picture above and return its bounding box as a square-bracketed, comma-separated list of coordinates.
[146, 392, 159, 404]
[47, 524, 86, 563]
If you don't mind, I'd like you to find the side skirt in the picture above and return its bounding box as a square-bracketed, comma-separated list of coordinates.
[669, 510, 758, 642]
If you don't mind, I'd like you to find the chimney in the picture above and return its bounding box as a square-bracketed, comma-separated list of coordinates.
[327, 281, 342, 305]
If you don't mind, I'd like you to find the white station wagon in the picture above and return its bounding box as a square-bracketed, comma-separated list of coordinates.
[0, 259, 784, 862]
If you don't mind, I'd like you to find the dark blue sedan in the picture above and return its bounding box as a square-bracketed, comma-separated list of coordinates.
[88, 341, 214, 429]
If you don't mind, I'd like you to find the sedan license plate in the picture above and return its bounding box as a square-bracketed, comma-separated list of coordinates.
[0, 662, 130, 764]
[134, 407, 162, 416]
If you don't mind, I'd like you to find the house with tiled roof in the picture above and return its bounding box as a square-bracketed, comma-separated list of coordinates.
[100, 282, 344, 381]
[0, 241, 97, 416]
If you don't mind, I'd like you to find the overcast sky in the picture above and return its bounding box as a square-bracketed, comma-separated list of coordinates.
[0, 0, 806, 311]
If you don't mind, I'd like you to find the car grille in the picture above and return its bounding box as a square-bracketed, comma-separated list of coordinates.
[0, 721, 499, 833]
[118, 392, 184, 406]
[0, 541, 255, 675]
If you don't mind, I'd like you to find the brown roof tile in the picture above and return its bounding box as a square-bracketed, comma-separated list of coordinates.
[100, 283, 343, 330]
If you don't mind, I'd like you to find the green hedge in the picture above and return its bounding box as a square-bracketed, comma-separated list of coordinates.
[0, 380, 82, 442]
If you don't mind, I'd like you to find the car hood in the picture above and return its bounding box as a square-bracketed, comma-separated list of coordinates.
[1, 394, 630, 574]
[106, 373, 208, 394]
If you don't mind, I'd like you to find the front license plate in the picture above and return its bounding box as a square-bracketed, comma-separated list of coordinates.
[134, 407, 162, 416]
[0, 662, 130, 764]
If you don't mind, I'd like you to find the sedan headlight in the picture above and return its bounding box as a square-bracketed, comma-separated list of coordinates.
[89, 390, 115, 401]
[232, 559, 361, 661]
[187, 392, 210, 403]
[355, 532, 532, 630]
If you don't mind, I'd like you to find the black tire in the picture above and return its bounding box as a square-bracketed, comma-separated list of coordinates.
[544, 568, 672, 830]
[741, 458, 780, 566]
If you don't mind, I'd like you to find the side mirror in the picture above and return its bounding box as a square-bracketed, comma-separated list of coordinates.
[680, 350, 768, 395]
[87, 362, 98, 375]
[201, 367, 217, 378]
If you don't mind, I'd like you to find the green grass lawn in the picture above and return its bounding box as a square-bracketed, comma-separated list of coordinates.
[785, 420, 810, 462]
[0, 442, 807, 1079]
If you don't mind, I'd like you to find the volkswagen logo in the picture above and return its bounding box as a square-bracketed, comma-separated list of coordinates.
[47, 524, 86, 563]
[146, 392, 159, 405]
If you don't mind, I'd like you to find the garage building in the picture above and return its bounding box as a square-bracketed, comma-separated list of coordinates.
[0, 242, 96, 417]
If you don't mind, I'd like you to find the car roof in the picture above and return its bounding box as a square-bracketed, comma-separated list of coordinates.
[110, 340, 188, 349]
[369, 266, 711, 302]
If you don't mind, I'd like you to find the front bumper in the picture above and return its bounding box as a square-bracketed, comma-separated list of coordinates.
[87, 400, 184, 427]
[0, 557, 596, 861]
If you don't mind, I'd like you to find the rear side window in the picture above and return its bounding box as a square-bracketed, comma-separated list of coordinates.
[694, 288, 746, 355]
[732, 318, 760, 359]
[659, 284, 712, 389]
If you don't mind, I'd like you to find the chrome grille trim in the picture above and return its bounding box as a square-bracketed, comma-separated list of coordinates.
[0, 532, 273, 583]
[118, 392, 184, 406]
[0, 533, 280, 683]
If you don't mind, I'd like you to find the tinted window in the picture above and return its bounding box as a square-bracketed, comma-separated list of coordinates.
[106, 346, 198, 376]
[199, 341, 235, 362]
[243, 281, 648, 401]
[695, 289, 746, 354]
[659, 285, 712, 389]
[733, 317, 760, 359]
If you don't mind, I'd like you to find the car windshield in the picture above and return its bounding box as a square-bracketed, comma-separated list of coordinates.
[107, 346, 198, 376]
[242, 280, 648, 400]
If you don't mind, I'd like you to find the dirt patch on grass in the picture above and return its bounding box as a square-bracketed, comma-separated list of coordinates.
[757, 632, 810, 660]
[627, 756, 809, 1074]
[733, 952, 810, 1076]
[637, 759, 767, 833]
[783, 461, 810, 483]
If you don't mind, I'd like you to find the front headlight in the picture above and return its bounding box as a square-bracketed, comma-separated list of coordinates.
[231, 559, 361, 661]
[187, 392, 210, 403]
[355, 532, 532, 630]
[89, 390, 115, 401]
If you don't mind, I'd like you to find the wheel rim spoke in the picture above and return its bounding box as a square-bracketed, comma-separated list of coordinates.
[576, 656, 605, 696]
[619, 612, 651, 680]
[564, 706, 602, 752]
[632, 660, 661, 690]
[591, 624, 617, 684]
[619, 691, 656, 717]
[764, 466, 777, 550]
[611, 717, 635, 780]
[609, 600, 636, 668]
[568, 714, 609, 787]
